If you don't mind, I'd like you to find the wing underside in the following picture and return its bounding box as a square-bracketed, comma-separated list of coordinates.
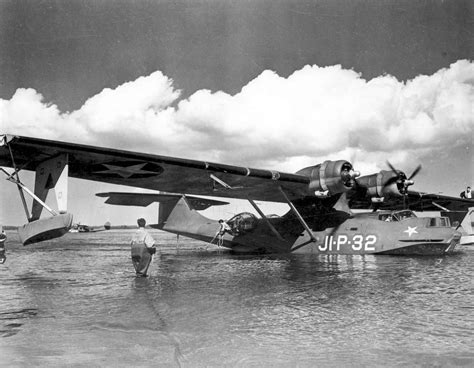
[0, 134, 310, 202]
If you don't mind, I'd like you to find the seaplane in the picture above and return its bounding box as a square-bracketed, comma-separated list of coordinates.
[69, 221, 111, 233]
[0, 134, 471, 255]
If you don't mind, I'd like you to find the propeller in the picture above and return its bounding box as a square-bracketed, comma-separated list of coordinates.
[340, 162, 360, 188]
[384, 161, 422, 195]
[383, 161, 422, 209]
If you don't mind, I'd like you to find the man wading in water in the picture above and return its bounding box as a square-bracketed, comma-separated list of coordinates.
[130, 218, 156, 277]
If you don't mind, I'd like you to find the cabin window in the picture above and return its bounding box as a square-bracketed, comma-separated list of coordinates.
[428, 217, 451, 227]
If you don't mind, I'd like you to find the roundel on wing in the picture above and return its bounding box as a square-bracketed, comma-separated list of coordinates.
[91, 161, 164, 179]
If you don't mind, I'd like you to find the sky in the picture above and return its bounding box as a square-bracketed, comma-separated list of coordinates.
[0, 0, 473, 226]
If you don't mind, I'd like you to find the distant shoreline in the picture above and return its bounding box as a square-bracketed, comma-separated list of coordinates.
[1, 225, 139, 231]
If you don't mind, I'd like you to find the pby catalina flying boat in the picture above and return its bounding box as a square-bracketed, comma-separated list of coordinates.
[0, 134, 470, 255]
[69, 221, 112, 233]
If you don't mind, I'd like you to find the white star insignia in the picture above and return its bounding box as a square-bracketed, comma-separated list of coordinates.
[404, 226, 418, 237]
[93, 163, 157, 178]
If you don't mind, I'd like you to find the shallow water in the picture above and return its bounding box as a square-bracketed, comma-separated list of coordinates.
[0, 229, 473, 367]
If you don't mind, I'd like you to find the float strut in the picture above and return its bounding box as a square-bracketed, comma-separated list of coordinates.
[247, 197, 285, 241]
[1, 168, 58, 217]
[5, 143, 31, 221]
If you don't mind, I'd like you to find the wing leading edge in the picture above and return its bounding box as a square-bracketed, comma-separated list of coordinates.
[0, 134, 310, 202]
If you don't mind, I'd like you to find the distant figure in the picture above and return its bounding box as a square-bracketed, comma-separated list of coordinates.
[0, 226, 6, 264]
[130, 218, 156, 277]
[216, 219, 232, 247]
[460, 186, 472, 199]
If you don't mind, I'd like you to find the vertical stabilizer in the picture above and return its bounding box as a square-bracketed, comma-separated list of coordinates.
[158, 198, 181, 226]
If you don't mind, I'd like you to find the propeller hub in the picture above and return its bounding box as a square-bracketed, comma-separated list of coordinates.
[341, 169, 360, 187]
[385, 161, 422, 198]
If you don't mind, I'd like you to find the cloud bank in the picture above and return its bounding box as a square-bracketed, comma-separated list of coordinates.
[1, 61, 473, 175]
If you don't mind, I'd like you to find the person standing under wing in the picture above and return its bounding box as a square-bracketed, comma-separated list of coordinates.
[131, 218, 156, 277]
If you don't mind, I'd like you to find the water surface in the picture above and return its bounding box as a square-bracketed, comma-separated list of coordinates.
[1, 230, 473, 367]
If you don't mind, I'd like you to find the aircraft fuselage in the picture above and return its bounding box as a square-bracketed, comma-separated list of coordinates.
[156, 198, 461, 255]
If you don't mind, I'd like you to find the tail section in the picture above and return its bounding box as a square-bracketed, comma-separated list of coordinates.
[158, 197, 181, 228]
[96, 192, 229, 228]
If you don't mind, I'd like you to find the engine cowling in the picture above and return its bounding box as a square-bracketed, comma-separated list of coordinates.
[355, 162, 421, 200]
[355, 170, 405, 198]
[296, 160, 360, 196]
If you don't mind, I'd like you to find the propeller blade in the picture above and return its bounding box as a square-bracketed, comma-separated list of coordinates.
[408, 164, 422, 180]
[386, 161, 397, 174]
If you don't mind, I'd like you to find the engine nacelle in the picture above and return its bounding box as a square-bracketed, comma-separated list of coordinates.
[356, 170, 404, 198]
[296, 160, 359, 196]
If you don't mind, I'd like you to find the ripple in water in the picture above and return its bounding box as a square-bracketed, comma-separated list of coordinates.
[0, 230, 473, 367]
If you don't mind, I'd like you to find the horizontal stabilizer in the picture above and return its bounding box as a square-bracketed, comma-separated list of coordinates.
[18, 213, 73, 245]
[96, 192, 229, 211]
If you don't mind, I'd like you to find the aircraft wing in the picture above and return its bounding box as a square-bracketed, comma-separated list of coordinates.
[348, 190, 474, 212]
[0, 134, 310, 202]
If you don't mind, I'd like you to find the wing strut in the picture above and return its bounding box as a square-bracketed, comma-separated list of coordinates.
[247, 197, 285, 241]
[1, 168, 58, 217]
[279, 186, 317, 244]
[4, 139, 31, 221]
[0, 137, 72, 244]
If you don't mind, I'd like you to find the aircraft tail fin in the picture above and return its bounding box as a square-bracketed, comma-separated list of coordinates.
[158, 198, 181, 227]
[96, 192, 229, 228]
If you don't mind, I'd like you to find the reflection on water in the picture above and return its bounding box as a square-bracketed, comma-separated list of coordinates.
[0, 230, 473, 367]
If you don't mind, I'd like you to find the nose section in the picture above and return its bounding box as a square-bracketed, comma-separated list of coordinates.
[341, 169, 360, 187]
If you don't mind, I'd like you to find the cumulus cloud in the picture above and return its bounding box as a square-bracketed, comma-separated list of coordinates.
[1, 61, 473, 175]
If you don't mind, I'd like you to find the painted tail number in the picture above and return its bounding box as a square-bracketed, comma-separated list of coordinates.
[320, 235, 377, 252]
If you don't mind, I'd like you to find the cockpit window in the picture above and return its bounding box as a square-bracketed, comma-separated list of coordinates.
[227, 212, 258, 235]
[392, 210, 416, 221]
[379, 214, 393, 222]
